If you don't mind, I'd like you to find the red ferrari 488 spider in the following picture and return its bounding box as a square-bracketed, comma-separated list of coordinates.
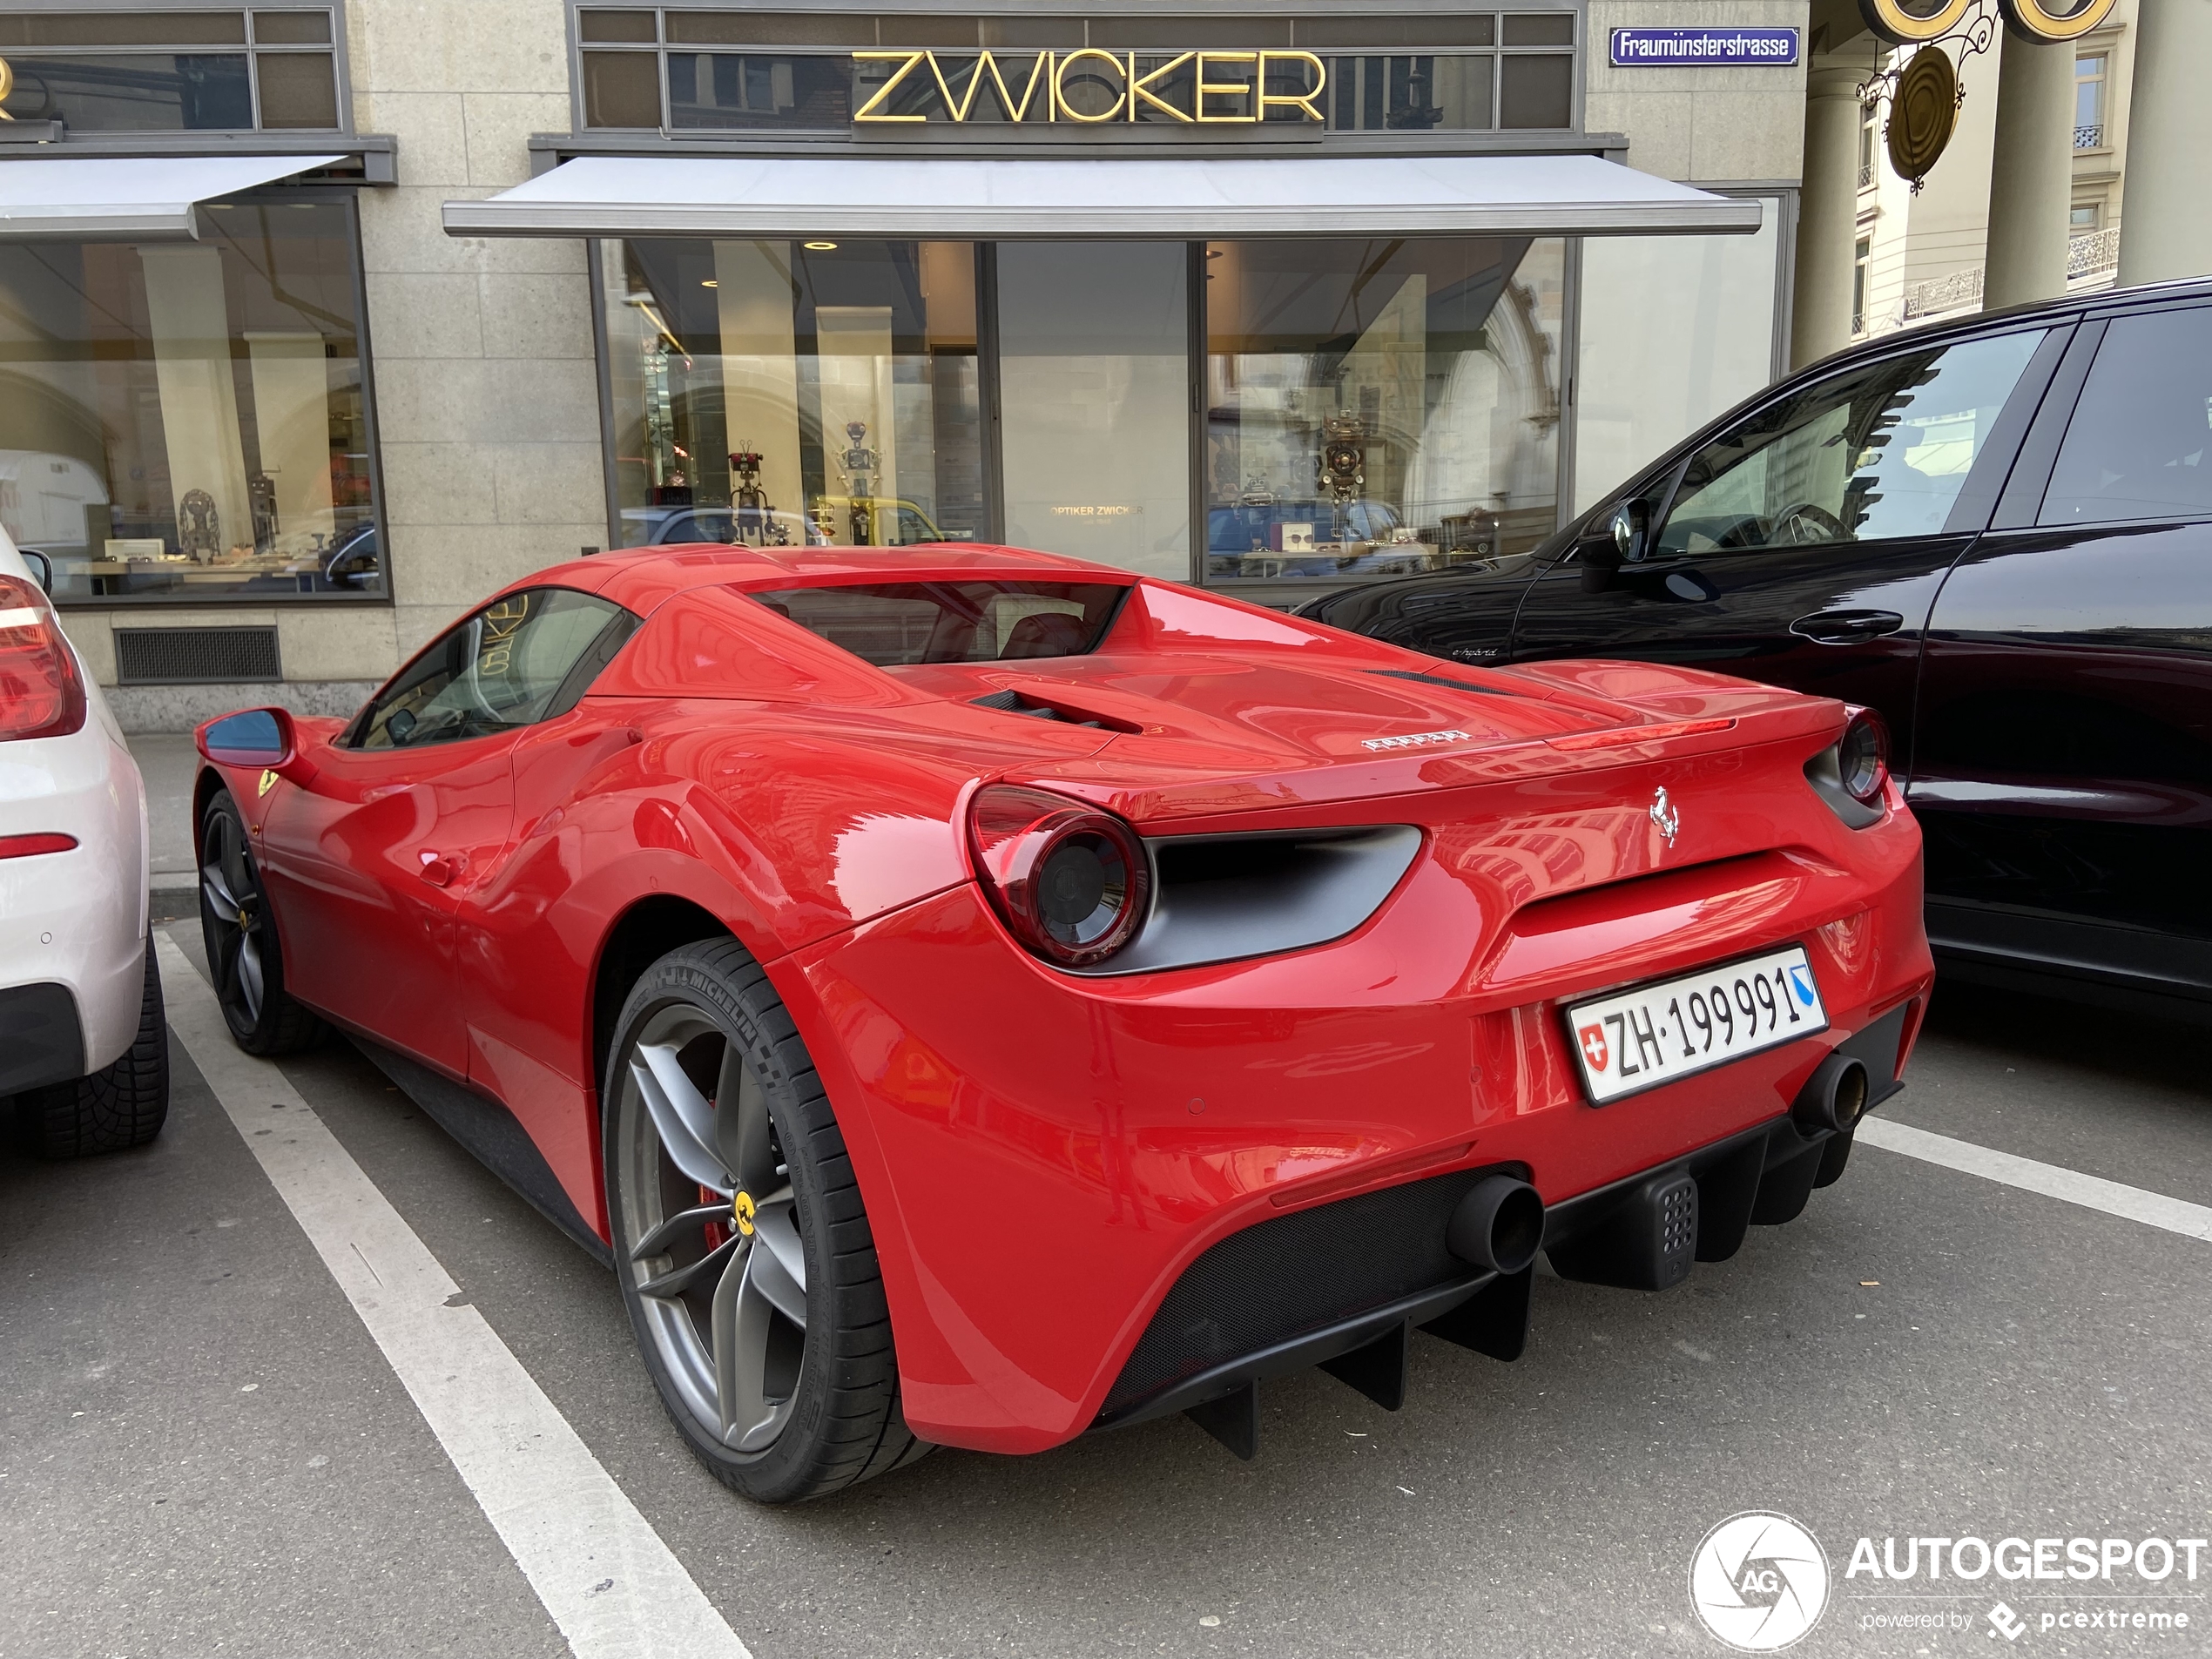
[193, 541, 1930, 1502]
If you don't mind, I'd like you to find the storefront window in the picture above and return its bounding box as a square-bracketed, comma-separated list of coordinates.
[996, 242, 1190, 577]
[1575, 201, 1781, 512]
[603, 239, 984, 549]
[0, 199, 382, 602]
[1202, 238, 1565, 583]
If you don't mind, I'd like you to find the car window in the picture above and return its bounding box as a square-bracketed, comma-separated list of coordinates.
[1654, 329, 2047, 557]
[2040, 307, 2212, 527]
[751, 580, 1126, 666]
[355, 587, 631, 749]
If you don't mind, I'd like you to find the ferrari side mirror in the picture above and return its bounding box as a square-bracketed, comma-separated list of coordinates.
[199, 706, 316, 786]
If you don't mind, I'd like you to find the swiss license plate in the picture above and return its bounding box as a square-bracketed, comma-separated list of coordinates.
[1565, 945, 1828, 1105]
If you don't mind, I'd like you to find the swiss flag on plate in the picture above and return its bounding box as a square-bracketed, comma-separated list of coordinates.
[1578, 1023, 1609, 1071]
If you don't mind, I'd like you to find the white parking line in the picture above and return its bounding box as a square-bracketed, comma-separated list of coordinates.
[1857, 1116, 2212, 1243]
[154, 934, 752, 1659]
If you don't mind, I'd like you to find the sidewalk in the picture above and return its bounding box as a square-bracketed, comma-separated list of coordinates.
[128, 733, 199, 894]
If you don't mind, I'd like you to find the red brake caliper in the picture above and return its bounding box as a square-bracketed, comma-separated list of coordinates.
[701, 1184, 730, 1250]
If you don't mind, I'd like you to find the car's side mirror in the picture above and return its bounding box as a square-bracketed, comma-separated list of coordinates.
[199, 706, 317, 786]
[20, 549, 51, 592]
[1610, 499, 1653, 565]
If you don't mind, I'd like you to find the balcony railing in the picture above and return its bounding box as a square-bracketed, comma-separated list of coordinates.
[2068, 225, 2121, 284]
[1858, 160, 1876, 191]
[1891, 231, 2120, 324]
[1901, 266, 1984, 321]
[2074, 124, 2104, 148]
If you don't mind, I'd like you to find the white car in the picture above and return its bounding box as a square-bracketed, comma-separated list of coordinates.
[0, 529, 165, 1156]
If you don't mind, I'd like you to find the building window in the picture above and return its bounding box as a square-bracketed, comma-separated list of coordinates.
[596, 234, 1570, 587]
[577, 10, 1576, 133]
[1858, 109, 1877, 192]
[2074, 51, 2106, 148]
[601, 239, 984, 551]
[1851, 236, 1871, 337]
[1575, 199, 1781, 515]
[1204, 238, 1564, 582]
[999, 242, 1190, 576]
[2070, 201, 2101, 232]
[0, 8, 344, 132]
[0, 199, 383, 603]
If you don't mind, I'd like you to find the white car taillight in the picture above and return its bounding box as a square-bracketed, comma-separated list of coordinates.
[0, 573, 87, 742]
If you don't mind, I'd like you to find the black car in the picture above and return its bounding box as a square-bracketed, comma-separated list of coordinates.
[1305, 279, 2212, 1022]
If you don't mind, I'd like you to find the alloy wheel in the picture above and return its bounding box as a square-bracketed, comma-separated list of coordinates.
[615, 1004, 808, 1453]
[199, 807, 269, 1027]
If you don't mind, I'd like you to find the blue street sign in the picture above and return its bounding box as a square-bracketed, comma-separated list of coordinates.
[1608, 27, 1801, 66]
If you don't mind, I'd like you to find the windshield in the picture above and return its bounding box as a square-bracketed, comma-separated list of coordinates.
[751, 581, 1127, 667]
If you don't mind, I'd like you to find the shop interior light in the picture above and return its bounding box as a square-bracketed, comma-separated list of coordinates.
[803, 240, 838, 250]
[700, 279, 718, 287]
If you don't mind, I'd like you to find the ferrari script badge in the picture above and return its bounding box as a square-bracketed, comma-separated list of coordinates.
[1361, 728, 1472, 752]
[732, 1190, 757, 1237]
[1649, 786, 1681, 846]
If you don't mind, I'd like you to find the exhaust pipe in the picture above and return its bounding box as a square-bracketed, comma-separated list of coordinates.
[1447, 1175, 1545, 1276]
[1793, 1052, 1871, 1136]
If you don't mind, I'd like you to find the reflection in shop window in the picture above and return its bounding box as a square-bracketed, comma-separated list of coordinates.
[0, 199, 381, 602]
[604, 239, 983, 551]
[1203, 238, 1564, 583]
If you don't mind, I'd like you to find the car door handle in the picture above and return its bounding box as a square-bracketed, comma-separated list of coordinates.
[418, 851, 467, 887]
[1789, 609, 1905, 644]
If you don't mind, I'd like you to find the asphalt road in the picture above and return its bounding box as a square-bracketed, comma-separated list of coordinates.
[3, 920, 2207, 1659]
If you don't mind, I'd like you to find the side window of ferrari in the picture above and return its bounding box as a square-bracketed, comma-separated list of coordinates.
[354, 587, 631, 749]
[1653, 329, 2047, 557]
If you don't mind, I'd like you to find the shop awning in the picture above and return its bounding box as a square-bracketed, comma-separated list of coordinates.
[441, 152, 1762, 240]
[0, 154, 346, 241]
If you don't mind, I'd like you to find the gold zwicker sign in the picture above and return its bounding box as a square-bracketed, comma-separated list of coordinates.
[1886, 45, 1958, 184]
[1858, 0, 2116, 43]
[0, 56, 14, 119]
[853, 49, 1326, 125]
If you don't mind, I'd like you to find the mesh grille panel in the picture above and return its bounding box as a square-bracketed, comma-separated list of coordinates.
[115, 627, 281, 685]
[1101, 1167, 1489, 1418]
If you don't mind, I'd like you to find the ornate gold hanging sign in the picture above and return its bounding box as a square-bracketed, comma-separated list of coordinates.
[1859, 0, 2115, 43]
[1993, 0, 2119, 40]
[1886, 45, 1959, 186]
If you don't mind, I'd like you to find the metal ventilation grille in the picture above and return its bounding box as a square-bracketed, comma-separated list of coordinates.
[115, 627, 282, 685]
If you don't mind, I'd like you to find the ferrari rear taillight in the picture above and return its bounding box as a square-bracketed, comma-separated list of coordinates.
[0, 575, 86, 743]
[1837, 708, 1890, 806]
[968, 784, 1150, 968]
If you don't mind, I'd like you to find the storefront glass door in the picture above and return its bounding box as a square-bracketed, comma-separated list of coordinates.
[994, 241, 1190, 578]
